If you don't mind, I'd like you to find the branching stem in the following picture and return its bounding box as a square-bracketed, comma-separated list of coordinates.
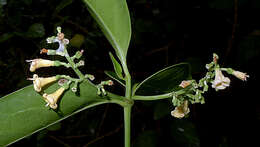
[64, 47, 85, 80]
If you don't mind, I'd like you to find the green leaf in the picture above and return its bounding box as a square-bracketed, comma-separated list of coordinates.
[104, 70, 125, 87]
[133, 63, 191, 96]
[109, 52, 124, 79]
[82, 0, 131, 62]
[0, 81, 115, 146]
[26, 23, 45, 38]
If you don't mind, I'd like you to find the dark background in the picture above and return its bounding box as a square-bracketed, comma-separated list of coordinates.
[0, 0, 259, 147]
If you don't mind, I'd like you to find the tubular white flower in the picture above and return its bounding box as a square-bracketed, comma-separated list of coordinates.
[26, 59, 54, 72]
[171, 100, 190, 119]
[232, 70, 249, 81]
[28, 74, 57, 92]
[212, 68, 230, 90]
[42, 87, 65, 109]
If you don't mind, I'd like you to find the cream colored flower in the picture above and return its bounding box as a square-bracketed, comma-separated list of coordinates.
[232, 71, 249, 81]
[42, 87, 65, 109]
[212, 68, 230, 90]
[171, 100, 190, 119]
[28, 74, 57, 92]
[179, 80, 192, 88]
[26, 59, 54, 72]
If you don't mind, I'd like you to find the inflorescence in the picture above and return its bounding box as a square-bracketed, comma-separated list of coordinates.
[27, 27, 113, 109]
[171, 53, 249, 118]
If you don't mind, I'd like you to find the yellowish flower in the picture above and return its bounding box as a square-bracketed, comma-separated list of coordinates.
[26, 59, 54, 72]
[232, 70, 249, 81]
[179, 80, 192, 88]
[42, 87, 65, 109]
[171, 100, 190, 119]
[212, 68, 230, 90]
[28, 74, 57, 92]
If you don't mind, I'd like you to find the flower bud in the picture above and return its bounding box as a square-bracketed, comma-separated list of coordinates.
[179, 80, 192, 88]
[85, 74, 95, 81]
[107, 80, 114, 86]
[232, 70, 249, 81]
[26, 59, 55, 72]
[78, 60, 85, 66]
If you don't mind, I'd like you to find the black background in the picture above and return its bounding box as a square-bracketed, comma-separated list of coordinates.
[0, 0, 259, 146]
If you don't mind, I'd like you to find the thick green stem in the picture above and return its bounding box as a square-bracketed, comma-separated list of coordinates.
[124, 106, 131, 147]
[106, 92, 133, 107]
[121, 58, 132, 147]
[122, 60, 131, 99]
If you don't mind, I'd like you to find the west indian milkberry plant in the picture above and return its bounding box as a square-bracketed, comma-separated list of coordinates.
[0, 0, 249, 146]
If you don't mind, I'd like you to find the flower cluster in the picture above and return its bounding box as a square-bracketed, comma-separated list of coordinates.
[27, 27, 98, 109]
[97, 80, 114, 96]
[171, 53, 249, 119]
[42, 27, 69, 56]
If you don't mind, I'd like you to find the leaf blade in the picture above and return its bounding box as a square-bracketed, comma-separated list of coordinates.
[109, 52, 124, 79]
[133, 63, 191, 96]
[82, 0, 131, 61]
[0, 81, 108, 146]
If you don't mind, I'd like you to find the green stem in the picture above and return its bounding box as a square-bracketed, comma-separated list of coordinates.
[54, 61, 71, 68]
[124, 106, 131, 147]
[132, 89, 187, 101]
[133, 93, 172, 100]
[59, 75, 81, 82]
[106, 92, 132, 107]
[122, 60, 131, 99]
[120, 58, 132, 147]
[64, 47, 85, 80]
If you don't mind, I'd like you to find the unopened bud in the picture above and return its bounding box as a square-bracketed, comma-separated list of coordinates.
[179, 80, 191, 88]
[232, 70, 249, 81]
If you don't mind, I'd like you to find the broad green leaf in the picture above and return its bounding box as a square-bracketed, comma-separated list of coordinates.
[109, 52, 124, 79]
[104, 70, 125, 87]
[133, 63, 191, 96]
[0, 80, 117, 146]
[82, 0, 131, 62]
